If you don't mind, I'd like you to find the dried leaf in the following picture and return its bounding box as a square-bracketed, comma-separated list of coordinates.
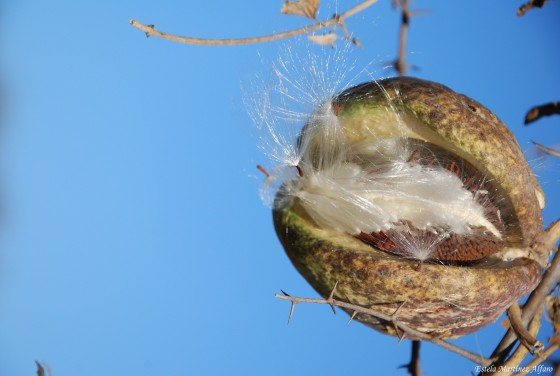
[308, 33, 340, 47]
[281, 0, 319, 19]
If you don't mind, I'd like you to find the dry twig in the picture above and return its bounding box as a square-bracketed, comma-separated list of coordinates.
[274, 286, 493, 366]
[395, 0, 411, 76]
[130, 0, 378, 46]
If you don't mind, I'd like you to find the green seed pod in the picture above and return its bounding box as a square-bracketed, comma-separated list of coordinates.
[272, 77, 544, 338]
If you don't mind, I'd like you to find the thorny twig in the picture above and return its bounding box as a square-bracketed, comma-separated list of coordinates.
[400, 340, 421, 376]
[390, 0, 426, 75]
[129, 1, 559, 373]
[130, 0, 378, 46]
[517, 0, 549, 16]
[395, 0, 411, 76]
[274, 284, 493, 367]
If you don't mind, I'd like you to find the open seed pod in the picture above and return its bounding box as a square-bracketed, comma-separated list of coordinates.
[272, 77, 544, 338]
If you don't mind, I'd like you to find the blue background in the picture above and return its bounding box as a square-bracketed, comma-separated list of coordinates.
[0, 1, 559, 375]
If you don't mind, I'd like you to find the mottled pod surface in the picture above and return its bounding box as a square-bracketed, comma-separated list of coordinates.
[273, 77, 544, 338]
[274, 203, 541, 338]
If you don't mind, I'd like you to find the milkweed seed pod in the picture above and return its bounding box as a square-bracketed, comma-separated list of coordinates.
[270, 77, 544, 338]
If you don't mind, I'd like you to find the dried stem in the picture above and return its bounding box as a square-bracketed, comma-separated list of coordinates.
[274, 292, 493, 366]
[395, 0, 411, 76]
[130, 0, 379, 46]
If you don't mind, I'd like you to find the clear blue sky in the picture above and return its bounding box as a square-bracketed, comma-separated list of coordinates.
[0, 1, 559, 375]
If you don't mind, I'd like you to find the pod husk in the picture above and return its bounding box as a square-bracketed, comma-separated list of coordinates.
[274, 77, 544, 338]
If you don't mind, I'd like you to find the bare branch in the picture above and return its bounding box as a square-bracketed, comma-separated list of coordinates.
[129, 0, 379, 46]
[389, 1, 429, 75]
[517, 0, 549, 16]
[274, 292, 493, 366]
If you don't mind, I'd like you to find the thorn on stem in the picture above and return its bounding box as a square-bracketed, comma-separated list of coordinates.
[395, 326, 406, 343]
[288, 301, 297, 324]
[393, 300, 408, 318]
[144, 25, 156, 38]
[347, 310, 358, 325]
[327, 281, 339, 315]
